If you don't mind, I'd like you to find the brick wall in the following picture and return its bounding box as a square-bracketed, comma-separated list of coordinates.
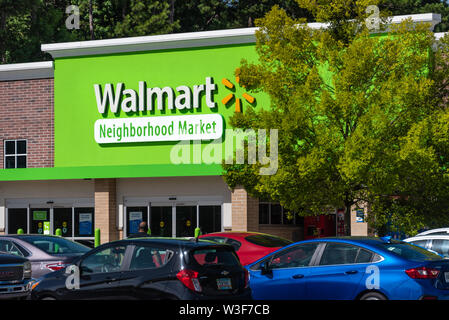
[231, 186, 259, 232]
[94, 178, 119, 244]
[0, 78, 54, 168]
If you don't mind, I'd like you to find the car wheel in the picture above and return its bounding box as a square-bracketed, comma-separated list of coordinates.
[40, 296, 57, 300]
[359, 292, 387, 300]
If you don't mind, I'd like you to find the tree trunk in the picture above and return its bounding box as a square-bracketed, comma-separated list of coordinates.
[89, 0, 94, 40]
[344, 197, 352, 236]
[170, 0, 175, 24]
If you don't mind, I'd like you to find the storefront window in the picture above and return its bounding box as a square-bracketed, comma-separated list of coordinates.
[74, 208, 95, 237]
[199, 205, 221, 234]
[259, 202, 301, 225]
[7, 208, 27, 234]
[283, 209, 295, 225]
[54, 208, 72, 237]
[29, 208, 50, 234]
[271, 204, 282, 224]
[126, 207, 147, 236]
[259, 203, 269, 224]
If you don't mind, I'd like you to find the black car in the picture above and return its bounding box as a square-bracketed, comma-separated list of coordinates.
[0, 252, 34, 299]
[30, 238, 252, 300]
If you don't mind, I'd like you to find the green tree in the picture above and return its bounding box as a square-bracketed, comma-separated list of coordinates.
[0, 0, 74, 63]
[232, 0, 312, 27]
[223, 2, 442, 235]
[114, 0, 179, 37]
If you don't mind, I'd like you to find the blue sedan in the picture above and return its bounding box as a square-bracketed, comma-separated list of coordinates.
[246, 237, 449, 300]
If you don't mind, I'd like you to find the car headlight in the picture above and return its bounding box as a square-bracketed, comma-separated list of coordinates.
[23, 261, 32, 279]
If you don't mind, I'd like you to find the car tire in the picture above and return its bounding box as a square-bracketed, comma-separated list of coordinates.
[40, 296, 57, 300]
[359, 292, 387, 300]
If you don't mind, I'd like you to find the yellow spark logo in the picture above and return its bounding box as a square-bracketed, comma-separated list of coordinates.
[221, 74, 255, 113]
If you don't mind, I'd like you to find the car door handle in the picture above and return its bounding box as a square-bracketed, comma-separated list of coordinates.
[292, 274, 304, 279]
[345, 270, 358, 275]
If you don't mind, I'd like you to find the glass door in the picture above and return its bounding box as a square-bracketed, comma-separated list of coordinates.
[29, 207, 50, 235]
[149, 206, 172, 237]
[53, 208, 73, 238]
[175, 205, 197, 237]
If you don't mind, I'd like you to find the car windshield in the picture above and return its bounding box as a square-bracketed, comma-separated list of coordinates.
[245, 234, 292, 248]
[377, 241, 443, 261]
[20, 236, 91, 255]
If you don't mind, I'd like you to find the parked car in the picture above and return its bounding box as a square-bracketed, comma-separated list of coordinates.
[416, 228, 449, 237]
[74, 239, 95, 249]
[404, 235, 449, 258]
[30, 237, 251, 300]
[0, 235, 91, 278]
[247, 237, 449, 300]
[199, 232, 292, 266]
[0, 251, 34, 299]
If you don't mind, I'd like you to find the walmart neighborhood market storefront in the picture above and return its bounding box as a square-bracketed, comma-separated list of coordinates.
[0, 13, 441, 243]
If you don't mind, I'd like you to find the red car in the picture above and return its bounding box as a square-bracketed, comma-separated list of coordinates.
[199, 232, 292, 266]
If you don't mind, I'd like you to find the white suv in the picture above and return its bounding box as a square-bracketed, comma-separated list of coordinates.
[415, 228, 449, 236]
[404, 235, 449, 258]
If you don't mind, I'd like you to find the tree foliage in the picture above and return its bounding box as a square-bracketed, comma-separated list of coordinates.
[223, 1, 449, 235]
[2, 0, 449, 64]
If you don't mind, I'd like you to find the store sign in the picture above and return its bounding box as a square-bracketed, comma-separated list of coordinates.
[95, 114, 223, 143]
[94, 77, 217, 114]
[43, 221, 50, 235]
[93, 78, 223, 144]
[356, 208, 365, 223]
[33, 211, 47, 221]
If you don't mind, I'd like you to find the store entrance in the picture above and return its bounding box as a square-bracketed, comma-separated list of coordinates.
[125, 201, 222, 238]
[148, 204, 197, 238]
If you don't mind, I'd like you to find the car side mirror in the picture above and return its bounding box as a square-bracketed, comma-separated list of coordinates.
[260, 261, 272, 276]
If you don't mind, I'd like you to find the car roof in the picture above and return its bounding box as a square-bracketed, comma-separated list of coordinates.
[416, 228, 449, 236]
[108, 237, 232, 249]
[404, 235, 449, 241]
[200, 231, 285, 238]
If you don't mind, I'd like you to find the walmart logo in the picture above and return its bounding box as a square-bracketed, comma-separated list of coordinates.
[221, 71, 255, 113]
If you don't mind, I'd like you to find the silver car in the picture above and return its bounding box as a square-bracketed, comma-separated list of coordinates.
[0, 235, 91, 278]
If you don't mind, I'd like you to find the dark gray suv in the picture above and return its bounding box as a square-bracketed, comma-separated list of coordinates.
[0, 252, 33, 299]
